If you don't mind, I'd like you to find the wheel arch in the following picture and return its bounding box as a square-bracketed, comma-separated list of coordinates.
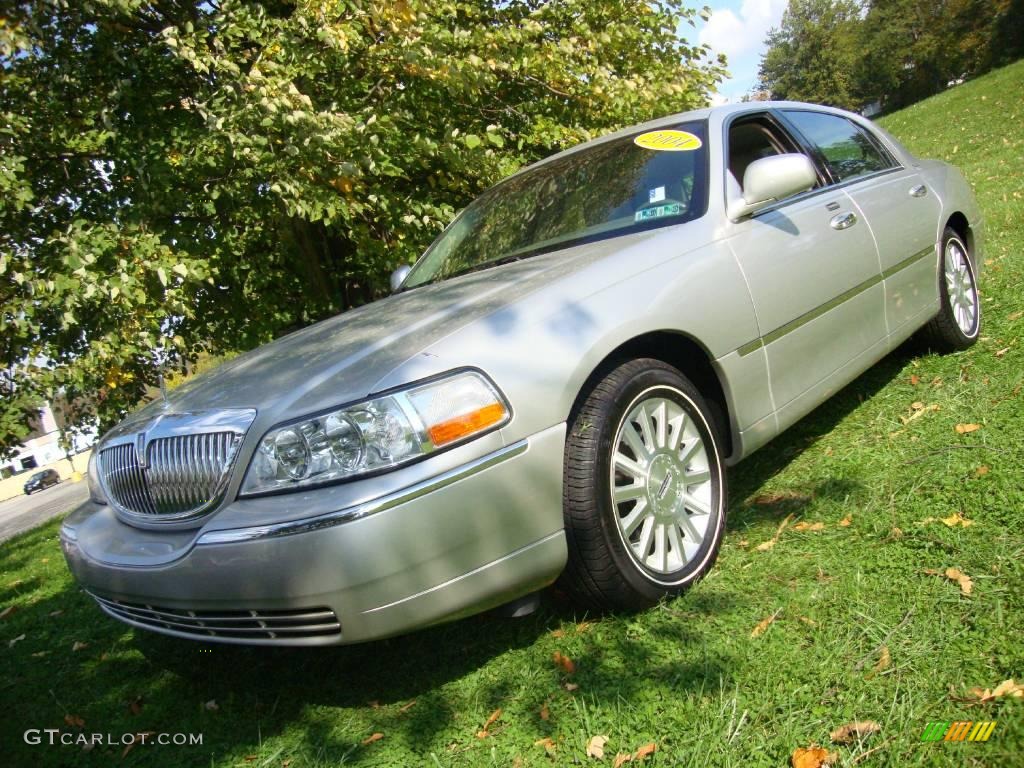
[568, 330, 735, 460]
[945, 211, 974, 257]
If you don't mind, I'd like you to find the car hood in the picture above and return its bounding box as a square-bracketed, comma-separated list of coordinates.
[127, 230, 667, 430]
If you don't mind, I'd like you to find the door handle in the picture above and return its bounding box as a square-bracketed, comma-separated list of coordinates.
[909, 184, 928, 197]
[829, 212, 857, 230]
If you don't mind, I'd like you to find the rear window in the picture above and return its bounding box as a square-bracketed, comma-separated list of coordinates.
[783, 110, 894, 183]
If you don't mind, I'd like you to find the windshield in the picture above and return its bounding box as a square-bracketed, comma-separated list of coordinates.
[403, 121, 708, 289]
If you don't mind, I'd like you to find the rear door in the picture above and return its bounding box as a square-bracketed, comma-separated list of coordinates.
[779, 109, 942, 339]
[724, 111, 886, 415]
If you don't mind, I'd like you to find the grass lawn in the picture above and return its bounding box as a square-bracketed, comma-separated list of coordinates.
[2, 61, 1023, 768]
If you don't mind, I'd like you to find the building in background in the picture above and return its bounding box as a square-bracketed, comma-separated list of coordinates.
[0, 404, 96, 479]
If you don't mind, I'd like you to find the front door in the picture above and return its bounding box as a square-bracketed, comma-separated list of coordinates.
[724, 112, 886, 415]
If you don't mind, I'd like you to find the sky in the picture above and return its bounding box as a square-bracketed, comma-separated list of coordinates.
[679, 0, 789, 104]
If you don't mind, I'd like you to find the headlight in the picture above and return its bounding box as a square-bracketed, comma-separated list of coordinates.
[87, 449, 106, 504]
[240, 370, 511, 496]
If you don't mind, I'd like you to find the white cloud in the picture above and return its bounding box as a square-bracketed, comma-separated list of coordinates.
[698, 0, 788, 63]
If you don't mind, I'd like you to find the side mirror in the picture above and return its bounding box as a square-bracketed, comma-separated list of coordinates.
[727, 153, 817, 221]
[390, 265, 411, 293]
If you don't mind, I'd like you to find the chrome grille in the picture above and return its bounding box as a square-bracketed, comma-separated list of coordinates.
[98, 409, 256, 523]
[89, 592, 341, 643]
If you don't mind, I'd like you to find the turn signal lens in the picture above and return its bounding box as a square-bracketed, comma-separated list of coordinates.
[427, 402, 508, 446]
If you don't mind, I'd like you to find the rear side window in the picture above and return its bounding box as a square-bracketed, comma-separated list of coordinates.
[782, 110, 894, 183]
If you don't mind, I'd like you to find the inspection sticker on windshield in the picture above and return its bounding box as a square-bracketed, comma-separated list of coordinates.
[635, 203, 682, 222]
[634, 130, 702, 151]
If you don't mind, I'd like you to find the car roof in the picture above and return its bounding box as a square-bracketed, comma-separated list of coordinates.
[514, 101, 861, 176]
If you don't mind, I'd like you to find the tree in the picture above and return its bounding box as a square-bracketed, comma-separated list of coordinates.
[0, 0, 724, 455]
[757, 0, 864, 110]
[759, 0, 1024, 113]
[857, 0, 1024, 110]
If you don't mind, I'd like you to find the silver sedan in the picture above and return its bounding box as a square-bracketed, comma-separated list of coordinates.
[61, 101, 982, 645]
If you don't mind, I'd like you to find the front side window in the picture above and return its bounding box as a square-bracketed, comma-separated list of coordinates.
[403, 121, 709, 289]
[782, 110, 894, 183]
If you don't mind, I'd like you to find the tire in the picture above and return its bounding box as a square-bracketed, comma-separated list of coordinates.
[558, 358, 727, 611]
[919, 227, 980, 351]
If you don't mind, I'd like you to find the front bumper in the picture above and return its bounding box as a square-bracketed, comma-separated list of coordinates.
[60, 424, 567, 645]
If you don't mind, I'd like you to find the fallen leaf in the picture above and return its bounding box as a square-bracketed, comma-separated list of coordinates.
[909, 374, 921, 385]
[203, 699, 219, 711]
[535, 737, 557, 755]
[830, 720, 881, 743]
[945, 567, 973, 595]
[751, 609, 782, 638]
[31, 651, 49, 658]
[992, 679, 1024, 698]
[71, 641, 88, 652]
[564, 682, 580, 692]
[64, 714, 85, 728]
[940, 512, 974, 528]
[793, 521, 825, 532]
[483, 708, 502, 730]
[576, 621, 594, 633]
[550, 628, 566, 638]
[0, 605, 17, 620]
[634, 743, 657, 760]
[751, 491, 811, 506]
[49, 610, 63, 618]
[539, 702, 550, 721]
[477, 707, 503, 738]
[975, 465, 990, 477]
[613, 754, 632, 768]
[587, 734, 608, 759]
[756, 513, 795, 551]
[553, 651, 576, 675]
[791, 746, 837, 768]
[398, 700, 416, 714]
[888, 527, 904, 540]
[995, 347, 1010, 358]
[955, 423, 982, 434]
[838, 515, 852, 527]
[900, 403, 939, 424]
[799, 616, 819, 627]
[8, 633, 25, 648]
[871, 646, 891, 676]
[361, 732, 384, 746]
[953, 679, 1024, 704]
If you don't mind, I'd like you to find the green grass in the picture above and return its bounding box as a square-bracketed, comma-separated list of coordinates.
[3, 61, 1024, 768]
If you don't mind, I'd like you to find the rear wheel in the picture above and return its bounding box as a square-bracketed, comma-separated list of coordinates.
[920, 227, 980, 351]
[559, 359, 727, 611]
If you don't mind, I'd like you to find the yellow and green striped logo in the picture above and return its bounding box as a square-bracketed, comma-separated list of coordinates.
[920, 721, 997, 742]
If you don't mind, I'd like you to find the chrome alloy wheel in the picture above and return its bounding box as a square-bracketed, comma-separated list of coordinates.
[609, 390, 714, 576]
[945, 238, 978, 336]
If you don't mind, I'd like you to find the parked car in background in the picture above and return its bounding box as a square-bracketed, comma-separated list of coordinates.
[61, 101, 982, 645]
[24, 469, 60, 495]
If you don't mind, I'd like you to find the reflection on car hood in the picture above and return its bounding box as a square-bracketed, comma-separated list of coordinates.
[135, 230, 666, 426]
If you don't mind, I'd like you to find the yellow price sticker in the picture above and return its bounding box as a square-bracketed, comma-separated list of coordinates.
[633, 130, 702, 152]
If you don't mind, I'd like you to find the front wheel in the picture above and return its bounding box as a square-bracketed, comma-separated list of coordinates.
[920, 227, 980, 351]
[558, 358, 727, 611]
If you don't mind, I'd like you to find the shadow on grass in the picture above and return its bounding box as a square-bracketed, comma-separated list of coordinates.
[726, 342, 915, 528]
